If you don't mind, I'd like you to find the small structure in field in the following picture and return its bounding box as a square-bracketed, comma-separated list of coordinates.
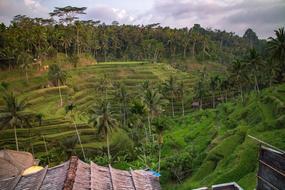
[0, 152, 161, 190]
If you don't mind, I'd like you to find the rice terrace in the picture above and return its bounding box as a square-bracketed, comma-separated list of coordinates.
[0, 1, 284, 189]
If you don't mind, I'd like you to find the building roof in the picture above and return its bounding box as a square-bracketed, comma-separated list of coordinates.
[0, 150, 35, 180]
[0, 156, 161, 190]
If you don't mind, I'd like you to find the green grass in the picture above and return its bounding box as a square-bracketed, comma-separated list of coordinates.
[162, 84, 285, 190]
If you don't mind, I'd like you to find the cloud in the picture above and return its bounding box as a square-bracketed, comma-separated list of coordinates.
[85, 5, 135, 24]
[0, 0, 48, 24]
[137, 0, 285, 38]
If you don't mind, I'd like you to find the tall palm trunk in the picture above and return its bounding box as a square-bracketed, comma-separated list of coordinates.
[240, 84, 244, 102]
[73, 119, 86, 160]
[212, 91, 216, 108]
[199, 99, 203, 110]
[106, 132, 111, 163]
[254, 74, 260, 93]
[58, 79, 63, 107]
[13, 124, 19, 151]
[147, 114, 152, 138]
[158, 144, 161, 172]
[181, 97, 185, 116]
[171, 96, 175, 117]
[25, 69, 29, 82]
[192, 41, 196, 57]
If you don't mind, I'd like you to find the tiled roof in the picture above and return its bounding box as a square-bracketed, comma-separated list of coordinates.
[0, 156, 161, 190]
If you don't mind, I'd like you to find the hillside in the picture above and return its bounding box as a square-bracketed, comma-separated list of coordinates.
[0, 60, 202, 165]
[161, 84, 285, 189]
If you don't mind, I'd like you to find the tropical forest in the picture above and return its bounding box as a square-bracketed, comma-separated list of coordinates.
[0, 1, 284, 189]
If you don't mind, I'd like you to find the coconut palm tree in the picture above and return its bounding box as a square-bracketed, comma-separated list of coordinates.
[0, 92, 29, 151]
[268, 27, 285, 66]
[194, 79, 207, 109]
[18, 52, 33, 82]
[177, 81, 185, 116]
[210, 75, 220, 108]
[142, 89, 167, 138]
[152, 117, 168, 172]
[246, 48, 263, 93]
[65, 102, 86, 160]
[163, 76, 178, 117]
[268, 27, 285, 75]
[59, 135, 78, 160]
[96, 74, 112, 101]
[48, 64, 67, 107]
[230, 59, 247, 102]
[220, 78, 230, 102]
[89, 101, 117, 163]
[114, 82, 129, 128]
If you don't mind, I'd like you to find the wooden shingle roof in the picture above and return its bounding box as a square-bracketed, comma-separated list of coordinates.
[0, 156, 161, 190]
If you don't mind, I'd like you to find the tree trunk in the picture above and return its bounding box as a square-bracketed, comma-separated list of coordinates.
[107, 132, 111, 163]
[171, 96, 175, 117]
[13, 124, 19, 151]
[147, 114, 152, 138]
[25, 69, 29, 82]
[65, 45, 68, 57]
[192, 41, 196, 57]
[212, 91, 215, 108]
[158, 144, 161, 172]
[73, 119, 86, 160]
[183, 45, 187, 59]
[200, 99, 203, 110]
[254, 74, 260, 93]
[181, 97, 185, 116]
[240, 85, 244, 102]
[58, 79, 63, 107]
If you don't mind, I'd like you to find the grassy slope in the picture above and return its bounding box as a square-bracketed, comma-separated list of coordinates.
[162, 84, 285, 189]
[0, 57, 201, 165]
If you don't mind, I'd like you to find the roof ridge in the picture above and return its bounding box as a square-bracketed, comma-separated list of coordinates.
[63, 156, 78, 190]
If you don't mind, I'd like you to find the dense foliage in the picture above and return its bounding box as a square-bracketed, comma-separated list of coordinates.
[0, 6, 267, 69]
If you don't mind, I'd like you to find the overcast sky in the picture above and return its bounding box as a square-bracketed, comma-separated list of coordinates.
[0, 0, 284, 39]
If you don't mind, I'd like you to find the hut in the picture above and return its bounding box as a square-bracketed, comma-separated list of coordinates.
[0, 154, 161, 190]
[0, 150, 36, 180]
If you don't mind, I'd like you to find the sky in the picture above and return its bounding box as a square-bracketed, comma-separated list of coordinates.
[0, 0, 284, 39]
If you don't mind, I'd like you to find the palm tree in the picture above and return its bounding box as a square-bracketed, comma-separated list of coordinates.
[0, 92, 28, 151]
[89, 101, 117, 163]
[114, 82, 129, 128]
[48, 64, 67, 107]
[246, 48, 263, 93]
[18, 52, 33, 82]
[65, 102, 86, 160]
[142, 89, 167, 138]
[152, 117, 168, 172]
[177, 81, 185, 116]
[230, 59, 247, 102]
[59, 135, 78, 160]
[220, 78, 230, 102]
[268, 27, 285, 75]
[210, 75, 220, 108]
[194, 80, 207, 109]
[163, 76, 178, 117]
[96, 74, 112, 101]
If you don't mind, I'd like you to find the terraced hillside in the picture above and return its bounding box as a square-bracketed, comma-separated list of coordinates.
[0, 62, 199, 164]
[162, 84, 285, 189]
